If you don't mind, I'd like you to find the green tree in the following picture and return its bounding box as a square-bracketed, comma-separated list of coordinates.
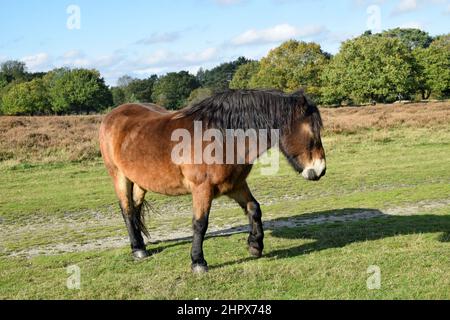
[0, 73, 9, 90]
[413, 34, 450, 99]
[111, 86, 126, 106]
[1, 78, 50, 115]
[46, 68, 112, 114]
[251, 40, 330, 101]
[382, 28, 433, 51]
[197, 57, 251, 91]
[113, 75, 158, 105]
[126, 75, 158, 102]
[0, 60, 27, 83]
[117, 75, 135, 87]
[152, 71, 200, 109]
[187, 87, 214, 105]
[321, 35, 416, 105]
[229, 61, 260, 89]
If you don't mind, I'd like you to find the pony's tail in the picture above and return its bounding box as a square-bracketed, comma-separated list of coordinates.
[135, 199, 159, 239]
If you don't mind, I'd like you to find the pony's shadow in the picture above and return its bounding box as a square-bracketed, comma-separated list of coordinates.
[204, 208, 450, 270]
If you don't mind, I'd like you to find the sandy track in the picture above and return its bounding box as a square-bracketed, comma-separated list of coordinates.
[5, 199, 449, 258]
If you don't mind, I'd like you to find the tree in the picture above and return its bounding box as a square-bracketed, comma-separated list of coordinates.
[197, 57, 251, 91]
[382, 28, 433, 51]
[0, 73, 9, 89]
[250, 40, 330, 101]
[117, 75, 135, 87]
[413, 34, 450, 99]
[45, 68, 112, 114]
[152, 71, 200, 109]
[126, 75, 158, 102]
[111, 86, 126, 106]
[229, 61, 260, 89]
[112, 75, 158, 105]
[187, 87, 214, 105]
[321, 35, 416, 105]
[0, 60, 27, 83]
[1, 78, 50, 115]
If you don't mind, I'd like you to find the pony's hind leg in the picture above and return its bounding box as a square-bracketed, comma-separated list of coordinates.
[228, 182, 264, 258]
[190, 184, 213, 273]
[114, 172, 149, 260]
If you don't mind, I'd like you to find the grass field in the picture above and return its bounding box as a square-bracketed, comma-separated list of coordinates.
[0, 102, 449, 299]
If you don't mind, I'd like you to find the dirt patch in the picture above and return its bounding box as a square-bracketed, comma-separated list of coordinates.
[5, 199, 449, 258]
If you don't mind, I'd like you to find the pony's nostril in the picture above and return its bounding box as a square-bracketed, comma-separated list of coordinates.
[320, 168, 326, 177]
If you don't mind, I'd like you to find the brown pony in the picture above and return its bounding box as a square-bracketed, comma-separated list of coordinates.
[99, 89, 326, 273]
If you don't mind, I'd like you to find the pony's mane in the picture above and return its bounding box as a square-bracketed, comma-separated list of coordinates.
[179, 89, 322, 135]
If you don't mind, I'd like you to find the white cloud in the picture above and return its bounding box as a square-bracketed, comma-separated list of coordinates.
[135, 32, 181, 45]
[231, 24, 326, 46]
[21, 53, 50, 71]
[141, 47, 219, 67]
[129, 47, 220, 79]
[393, 0, 418, 14]
[58, 50, 126, 71]
[184, 47, 218, 62]
[214, 0, 244, 5]
[445, 4, 450, 14]
[353, 0, 386, 6]
[144, 50, 173, 65]
[71, 58, 91, 68]
[391, 0, 449, 15]
[11, 46, 220, 85]
[62, 50, 82, 59]
[400, 21, 424, 28]
[133, 67, 165, 75]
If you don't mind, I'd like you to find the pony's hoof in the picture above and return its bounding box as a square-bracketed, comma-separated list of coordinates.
[249, 246, 263, 258]
[192, 264, 209, 274]
[132, 249, 150, 260]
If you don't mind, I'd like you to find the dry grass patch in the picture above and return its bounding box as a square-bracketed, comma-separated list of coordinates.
[321, 101, 450, 134]
[0, 115, 102, 163]
[0, 101, 449, 164]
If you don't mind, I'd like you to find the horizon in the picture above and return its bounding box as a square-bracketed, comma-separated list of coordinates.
[1, 0, 449, 86]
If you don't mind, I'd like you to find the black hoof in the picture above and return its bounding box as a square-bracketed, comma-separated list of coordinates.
[191, 263, 208, 274]
[132, 249, 150, 260]
[249, 246, 263, 258]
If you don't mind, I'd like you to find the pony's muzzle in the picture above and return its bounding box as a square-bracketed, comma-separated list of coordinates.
[302, 159, 326, 181]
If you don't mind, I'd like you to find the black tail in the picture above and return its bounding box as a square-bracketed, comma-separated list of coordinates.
[135, 199, 162, 239]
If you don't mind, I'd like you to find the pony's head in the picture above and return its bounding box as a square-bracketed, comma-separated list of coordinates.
[280, 94, 326, 181]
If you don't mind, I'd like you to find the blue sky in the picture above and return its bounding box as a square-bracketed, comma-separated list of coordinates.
[0, 0, 449, 85]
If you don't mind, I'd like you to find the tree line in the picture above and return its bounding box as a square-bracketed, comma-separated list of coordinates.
[231, 28, 449, 105]
[0, 64, 112, 115]
[0, 28, 448, 115]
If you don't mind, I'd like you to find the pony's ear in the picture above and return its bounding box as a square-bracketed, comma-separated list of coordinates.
[297, 94, 306, 107]
[292, 88, 306, 107]
[292, 91, 306, 117]
[292, 88, 305, 95]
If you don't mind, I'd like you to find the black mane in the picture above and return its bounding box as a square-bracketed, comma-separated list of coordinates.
[180, 89, 322, 135]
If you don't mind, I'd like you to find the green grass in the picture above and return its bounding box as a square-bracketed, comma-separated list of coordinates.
[0, 126, 449, 299]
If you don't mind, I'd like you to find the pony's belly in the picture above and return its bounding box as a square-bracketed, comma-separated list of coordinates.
[127, 167, 190, 196]
[142, 178, 190, 196]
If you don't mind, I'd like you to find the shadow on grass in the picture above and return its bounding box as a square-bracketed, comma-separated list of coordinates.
[205, 208, 450, 270]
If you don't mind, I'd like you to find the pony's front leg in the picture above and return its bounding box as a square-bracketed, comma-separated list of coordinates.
[190, 184, 213, 273]
[228, 182, 264, 258]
